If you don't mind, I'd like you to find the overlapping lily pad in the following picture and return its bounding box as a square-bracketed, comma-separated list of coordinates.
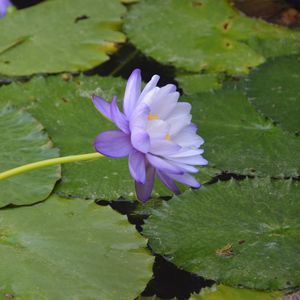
[176, 74, 222, 94]
[182, 82, 300, 177]
[246, 54, 300, 135]
[143, 179, 300, 290]
[191, 285, 283, 300]
[125, 0, 300, 75]
[0, 75, 213, 201]
[0, 195, 153, 299]
[0, 0, 126, 76]
[0, 103, 60, 207]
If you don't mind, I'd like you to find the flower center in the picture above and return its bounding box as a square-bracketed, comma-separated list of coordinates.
[148, 112, 159, 121]
[165, 133, 171, 140]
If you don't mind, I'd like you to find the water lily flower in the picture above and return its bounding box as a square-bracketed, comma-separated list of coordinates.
[0, 0, 13, 18]
[92, 69, 207, 202]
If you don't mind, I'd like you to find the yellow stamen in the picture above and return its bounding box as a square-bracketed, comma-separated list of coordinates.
[165, 133, 171, 141]
[148, 112, 159, 121]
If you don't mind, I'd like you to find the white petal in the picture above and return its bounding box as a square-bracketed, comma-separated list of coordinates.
[169, 148, 204, 158]
[150, 139, 181, 156]
[167, 172, 201, 188]
[173, 125, 204, 148]
[166, 160, 199, 173]
[151, 91, 179, 119]
[139, 75, 160, 102]
[146, 119, 170, 139]
[168, 102, 192, 118]
[141, 87, 159, 107]
[146, 153, 183, 174]
[168, 155, 208, 165]
[166, 102, 192, 135]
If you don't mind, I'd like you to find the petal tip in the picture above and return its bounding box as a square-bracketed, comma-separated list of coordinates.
[193, 183, 201, 189]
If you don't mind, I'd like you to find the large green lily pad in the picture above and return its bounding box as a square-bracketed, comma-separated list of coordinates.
[125, 0, 300, 75]
[0, 75, 213, 201]
[143, 179, 300, 290]
[0, 195, 153, 299]
[176, 74, 222, 94]
[182, 82, 300, 177]
[191, 285, 283, 300]
[0, 0, 126, 76]
[0, 103, 60, 207]
[246, 54, 300, 135]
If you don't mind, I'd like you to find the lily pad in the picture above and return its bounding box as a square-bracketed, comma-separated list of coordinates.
[0, 75, 213, 201]
[191, 285, 283, 300]
[125, 0, 300, 75]
[143, 179, 300, 290]
[0, 103, 60, 207]
[0, 0, 126, 76]
[183, 83, 300, 177]
[0, 195, 153, 299]
[246, 54, 300, 135]
[176, 74, 222, 94]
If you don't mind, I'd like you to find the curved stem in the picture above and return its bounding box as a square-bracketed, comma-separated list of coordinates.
[0, 152, 104, 181]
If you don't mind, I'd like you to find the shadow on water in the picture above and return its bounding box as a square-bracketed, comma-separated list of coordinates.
[85, 43, 178, 88]
[103, 199, 215, 299]
[141, 255, 215, 300]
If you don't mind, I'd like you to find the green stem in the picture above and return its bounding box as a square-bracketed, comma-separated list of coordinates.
[0, 152, 103, 181]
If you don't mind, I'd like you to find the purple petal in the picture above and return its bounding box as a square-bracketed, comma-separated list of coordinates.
[138, 74, 160, 102]
[167, 161, 199, 173]
[110, 96, 129, 134]
[0, 0, 12, 17]
[146, 153, 183, 174]
[168, 155, 208, 166]
[92, 95, 112, 120]
[169, 149, 204, 158]
[129, 149, 146, 184]
[131, 127, 150, 153]
[135, 164, 155, 202]
[156, 170, 180, 194]
[123, 69, 142, 118]
[167, 172, 201, 189]
[150, 90, 179, 119]
[94, 130, 132, 158]
[150, 139, 181, 156]
[129, 102, 150, 131]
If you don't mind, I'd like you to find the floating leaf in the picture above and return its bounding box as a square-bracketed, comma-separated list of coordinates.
[0, 103, 60, 207]
[0, 75, 213, 200]
[143, 179, 300, 290]
[125, 0, 300, 75]
[246, 54, 300, 135]
[176, 74, 222, 94]
[0, 195, 153, 299]
[190, 284, 283, 300]
[182, 82, 300, 177]
[0, 0, 126, 76]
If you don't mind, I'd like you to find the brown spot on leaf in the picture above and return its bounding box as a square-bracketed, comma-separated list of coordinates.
[61, 73, 73, 81]
[192, 1, 202, 8]
[216, 243, 233, 257]
[223, 22, 229, 30]
[61, 97, 70, 103]
[225, 42, 231, 48]
[74, 15, 89, 23]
